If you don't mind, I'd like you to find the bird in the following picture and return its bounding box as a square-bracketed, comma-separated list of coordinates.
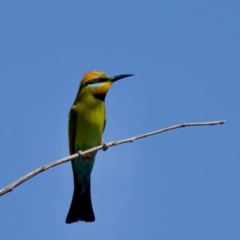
[65, 70, 134, 224]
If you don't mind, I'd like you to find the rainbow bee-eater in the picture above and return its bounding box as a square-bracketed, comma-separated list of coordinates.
[66, 70, 134, 224]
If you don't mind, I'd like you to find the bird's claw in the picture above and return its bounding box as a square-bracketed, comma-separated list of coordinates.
[102, 143, 108, 151]
[77, 150, 84, 157]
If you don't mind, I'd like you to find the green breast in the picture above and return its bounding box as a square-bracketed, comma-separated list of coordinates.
[74, 96, 105, 151]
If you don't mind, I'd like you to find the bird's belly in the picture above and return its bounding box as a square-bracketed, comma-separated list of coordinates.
[74, 117, 103, 193]
[77, 124, 102, 150]
[75, 111, 104, 151]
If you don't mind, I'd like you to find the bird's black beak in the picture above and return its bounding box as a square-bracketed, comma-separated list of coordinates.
[109, 74, 134, 83]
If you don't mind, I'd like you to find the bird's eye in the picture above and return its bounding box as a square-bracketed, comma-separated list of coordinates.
[87, 79, 99, 85]
[91, 78, 100, 84]
[86, 77, 108, 86]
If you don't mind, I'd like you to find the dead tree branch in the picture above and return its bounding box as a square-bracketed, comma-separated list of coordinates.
[0, 120, 225, 197]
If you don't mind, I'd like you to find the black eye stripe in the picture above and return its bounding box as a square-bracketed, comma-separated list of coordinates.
[87, 77, 108, 85]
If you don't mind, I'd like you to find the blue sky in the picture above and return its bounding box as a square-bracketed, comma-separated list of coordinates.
[0, 1, 239, 239]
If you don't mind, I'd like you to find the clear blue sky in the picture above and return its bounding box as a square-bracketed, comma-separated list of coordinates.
[0, 1, 239, 239]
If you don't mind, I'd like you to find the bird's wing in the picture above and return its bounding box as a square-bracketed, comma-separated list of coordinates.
[103, 118, 106, 132]
[68, 107, 77, 155]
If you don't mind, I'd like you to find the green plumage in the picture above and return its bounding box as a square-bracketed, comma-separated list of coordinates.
[72, 89, 106, 151]
[70, 92, 106, 193]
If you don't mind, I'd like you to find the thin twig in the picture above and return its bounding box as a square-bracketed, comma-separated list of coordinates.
[0, 120, 225, 197]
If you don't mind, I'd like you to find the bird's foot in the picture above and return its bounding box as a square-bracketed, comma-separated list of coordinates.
[102, 143, 108, 151]
[77, 150, 84, 157]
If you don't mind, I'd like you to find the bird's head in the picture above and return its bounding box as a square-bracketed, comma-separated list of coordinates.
[79, 70, 134, 100]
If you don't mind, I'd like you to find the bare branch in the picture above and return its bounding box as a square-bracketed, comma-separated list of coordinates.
[0, 120, 225, 197]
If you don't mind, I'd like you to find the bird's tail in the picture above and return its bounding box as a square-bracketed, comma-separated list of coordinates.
[65, 180, 95, 223]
